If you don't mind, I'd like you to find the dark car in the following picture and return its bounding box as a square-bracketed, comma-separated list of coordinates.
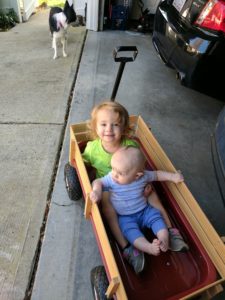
[211, 105, 225, 204]
[152, 0, 225, 99]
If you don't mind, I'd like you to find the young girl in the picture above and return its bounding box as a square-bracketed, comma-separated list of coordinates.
[82, 101, 189, 273]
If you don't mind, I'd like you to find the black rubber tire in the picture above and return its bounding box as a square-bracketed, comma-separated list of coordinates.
[90, 266, 109, 300]
[64, 162, 82, 201]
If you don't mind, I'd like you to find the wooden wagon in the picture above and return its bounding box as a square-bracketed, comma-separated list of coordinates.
[64, 115, 225, 300]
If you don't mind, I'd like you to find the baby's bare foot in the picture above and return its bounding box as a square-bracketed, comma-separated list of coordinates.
[159, 240, 168, 252]
[148, 239, 160, 256]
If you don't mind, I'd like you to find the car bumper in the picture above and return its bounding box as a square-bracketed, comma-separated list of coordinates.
[152, 1, 225, 87]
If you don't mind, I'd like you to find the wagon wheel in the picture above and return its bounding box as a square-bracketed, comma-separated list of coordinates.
[64, 162, 82, 201]
[90, 266, 109, 300]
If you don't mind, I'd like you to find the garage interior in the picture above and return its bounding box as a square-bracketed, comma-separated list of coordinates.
[101, 0, 156, 32]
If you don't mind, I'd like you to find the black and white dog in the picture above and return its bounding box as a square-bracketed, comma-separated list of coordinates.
[49, 0, 76, 59]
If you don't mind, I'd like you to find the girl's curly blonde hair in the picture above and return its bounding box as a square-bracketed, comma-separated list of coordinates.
[89, 100, 131, 139]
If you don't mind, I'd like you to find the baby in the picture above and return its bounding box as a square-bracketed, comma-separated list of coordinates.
[90, 146, 184, 256]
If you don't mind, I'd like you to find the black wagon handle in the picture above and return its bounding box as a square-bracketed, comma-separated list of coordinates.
[113, 46, 138, 62]
[111, 46, 138, 101]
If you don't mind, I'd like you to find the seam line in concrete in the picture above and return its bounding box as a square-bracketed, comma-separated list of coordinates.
[25, 29, 88, 299]
[0, 122, 63, 125]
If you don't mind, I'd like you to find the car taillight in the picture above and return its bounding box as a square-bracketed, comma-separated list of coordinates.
[195, 0, 225, 32]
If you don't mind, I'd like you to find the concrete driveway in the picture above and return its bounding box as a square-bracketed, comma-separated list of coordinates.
[32, 29, 225, 299]
[0, 8, 86, 300]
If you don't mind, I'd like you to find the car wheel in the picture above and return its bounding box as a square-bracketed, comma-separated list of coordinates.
[64, 162, 82, 201]
[90, 266, 109, 300]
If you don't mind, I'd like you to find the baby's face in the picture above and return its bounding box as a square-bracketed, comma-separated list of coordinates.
[111, 155, 138, 185]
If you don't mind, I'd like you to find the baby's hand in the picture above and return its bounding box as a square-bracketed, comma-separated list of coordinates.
[90, 190, 101, 203]
[172, 171, 184, 183]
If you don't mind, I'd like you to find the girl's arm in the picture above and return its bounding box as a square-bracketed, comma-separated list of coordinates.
[90, 179, 103, 203]
[155, 170, 184, 183]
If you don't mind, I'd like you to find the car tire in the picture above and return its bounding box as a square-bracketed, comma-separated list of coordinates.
[64, 162, 82, 201]
[90, 266, 109, 300]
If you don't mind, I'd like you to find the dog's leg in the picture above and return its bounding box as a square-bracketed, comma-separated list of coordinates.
[61, 36, 67, 58]
[52, 35, 58, 59]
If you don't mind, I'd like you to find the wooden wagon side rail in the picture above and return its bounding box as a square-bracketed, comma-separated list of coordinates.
[180, 278, 224, 300]
[69, 124, 127, 300]
[134, 115, 225, 279]
[91, 200, 127, 299]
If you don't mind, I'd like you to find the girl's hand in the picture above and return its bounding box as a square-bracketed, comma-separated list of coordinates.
[90, 190, 101, 203]
[143, 183, 153, 198]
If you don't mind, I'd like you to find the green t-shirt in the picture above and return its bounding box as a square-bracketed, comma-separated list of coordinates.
[82, 138, 139, 178]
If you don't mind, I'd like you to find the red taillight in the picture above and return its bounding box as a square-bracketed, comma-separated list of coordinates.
[195, 0, 225, 32]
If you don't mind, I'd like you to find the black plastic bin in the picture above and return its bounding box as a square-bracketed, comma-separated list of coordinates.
[110, 5, 128, 30]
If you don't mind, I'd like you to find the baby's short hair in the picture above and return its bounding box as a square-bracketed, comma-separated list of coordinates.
[115, 146, 146, 171]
